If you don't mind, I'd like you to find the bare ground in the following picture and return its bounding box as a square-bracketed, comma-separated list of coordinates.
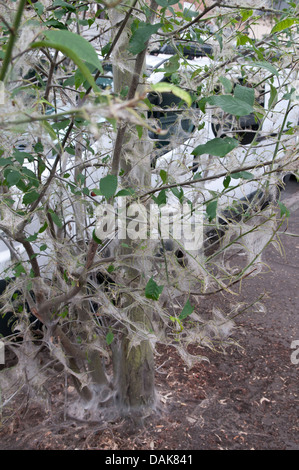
[0, 185, 298, 451]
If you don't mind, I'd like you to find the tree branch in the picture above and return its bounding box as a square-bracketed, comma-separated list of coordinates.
[140, 157, 295, 200]
[161, 1, 220, 37]
[0, 0, 27, 82]
[36, 238, 99, 324]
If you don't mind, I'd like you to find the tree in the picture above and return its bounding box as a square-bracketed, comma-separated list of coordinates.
[0, 0, 298, 421]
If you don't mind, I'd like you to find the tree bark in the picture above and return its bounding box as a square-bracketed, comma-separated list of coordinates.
[108, 2, 157, 414]
[113, 302, 156, 412]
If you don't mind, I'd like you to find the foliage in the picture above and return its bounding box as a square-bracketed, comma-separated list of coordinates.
[0, 0, 298, 420]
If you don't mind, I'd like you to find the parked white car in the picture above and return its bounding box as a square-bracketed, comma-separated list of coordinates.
[0, 42, 298, 272]
[146, 45, 298, 215]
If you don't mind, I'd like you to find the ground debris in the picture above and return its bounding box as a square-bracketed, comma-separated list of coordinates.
[0, 208, 299, 450]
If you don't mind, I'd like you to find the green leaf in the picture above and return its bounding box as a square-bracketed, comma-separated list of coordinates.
[278, 201, 290, 218]
[197, 97, 208, 113]
[219, 76, 233, 94]
[52, 119, 70, 130]
[236, 33, 253, 47]
[268, 84, 278, 109]
[99, 174, 118, 200]
[160, 169, 168, 184]
[192, 137, 239, 158]
[145, 277, 164, 301]
[151, 82, 192, 107]
[22, 190, 40, 205]
[156, 0, 180, 6]
[136, 125, 143, 139]
[25, 233, 38, 242]
[21, 167, 39, 188]
[115, 188, 135, 197]
[65, 146, 75, 155]
[244, 61, 278, 77]
[14, 263, 26, 277]
[162, 54, 180, 74]
[129, 22, 162, 55]
[106, 330, 114, 346]
[152, 189, 167, 207]
[34, 142, 44, 153]
[120, 86, 129, 98]
[6, 170, 21, 187]
[231, 171, 254, 180]
[240, 9, 253, 21]
[59, 308, 69, 319]
[0, 157, 13, 166]
[39, 222, 48, 233]
[234, 85, 255, 107]
[170, 186, 184, 203]
[41, 120, 57, 141]
[37, 156, 46, 178]
[193, 171, 202, 180]
[282, 87, 296, 101]
[74, 67, 91, 90]
[31, 32, 101, 93]
[43, 30, 102, 70]
[101, 42, 111, 57]
[207, 95, 254, 116]
[169, 316, 183, 333]
[223, 175, 231, 189]
[178, 299, 194, 321]
[271, 18, 296, 34]
[63, 76, 75, 87]
[53, 0, 76, 12]
[48, 210, 63, 228]
[206, 200, 217, 222]
[13, 149, 26, 164]
[45, 19, 68, 30]
[31, 1, 44, 15]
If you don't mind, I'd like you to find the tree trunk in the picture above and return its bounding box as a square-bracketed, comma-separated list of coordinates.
[108, 2, 157, 414]
[113, 302, 156, 413]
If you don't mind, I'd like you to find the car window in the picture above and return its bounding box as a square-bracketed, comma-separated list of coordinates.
[96, 64, 113, 90]
[147, 90, 195, 149]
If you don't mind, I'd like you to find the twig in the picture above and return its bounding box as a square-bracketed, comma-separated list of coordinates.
[0, 0, 27, 82]
[0, 14, 14, 34]
[140, 158, 286, 200]
[160, 2, 220, 37]
[44, 50, 58, 102]
[188, 268, 257, 296]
